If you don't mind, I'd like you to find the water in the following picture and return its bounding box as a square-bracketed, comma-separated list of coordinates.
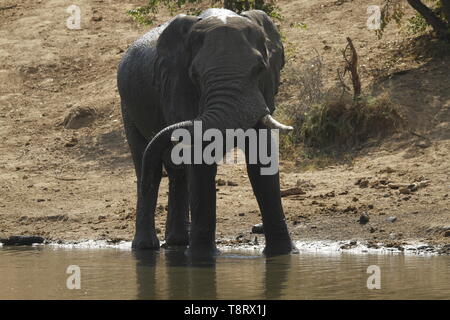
[0, 246, 449, 299]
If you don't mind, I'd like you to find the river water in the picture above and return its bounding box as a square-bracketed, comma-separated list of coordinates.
[0, 246, 448, 299]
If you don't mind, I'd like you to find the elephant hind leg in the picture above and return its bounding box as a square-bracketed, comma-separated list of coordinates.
[121, 102, 161, 250]
[163, 166, 190, 247]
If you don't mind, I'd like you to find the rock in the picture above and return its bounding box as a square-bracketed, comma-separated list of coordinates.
[280, 187, 306, 197]
[1, 236, 45, 246]
[238, 213, 245, 217]
[216, 179, 226, 186]
[91, 15, 103, 22]
[367, 241, 379, 249]
[340, 240, 357, 250]
[386, 216, 397, 223]
[296, 179, 316, 190]
[438, 244, 450, 255]
[388, 183, 409, 190]
[227, 181, 238, 186]
[399, 187, 411, 195]
[443, 231, 450, 237]
[324, 191, 335, 198]
[389, 233, 397, 240]
[355, 178, 369, 188]
[343, 206, 357, 213]
[416, 139, 431, 148]
[379, 167, 396, 174]
[251, 223, 264, 234]
[369, 226, 376, 233]
[359, 213, 370, 225]
[64, 137, 78, 147]
[63, 106, 97, 129]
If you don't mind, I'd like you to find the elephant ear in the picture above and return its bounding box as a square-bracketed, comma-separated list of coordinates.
[154, 15, 201, 123]
[241, 10, 285, 112]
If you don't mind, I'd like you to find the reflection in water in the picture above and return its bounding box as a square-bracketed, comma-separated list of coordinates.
[133, 248, 218, 300]
[0, 247, 449, 299]
[264, 255, 292, 299]
[133, 250, 158, 300]
[133, 249, 294, 300]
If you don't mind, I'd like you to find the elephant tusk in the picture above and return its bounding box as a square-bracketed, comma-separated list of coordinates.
[260, 115, 293, 133]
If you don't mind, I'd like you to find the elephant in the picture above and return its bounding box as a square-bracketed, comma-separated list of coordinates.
[117, 8, 297, 257]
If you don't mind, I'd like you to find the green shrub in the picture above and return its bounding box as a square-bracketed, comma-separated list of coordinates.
[127, 0, 280, 25]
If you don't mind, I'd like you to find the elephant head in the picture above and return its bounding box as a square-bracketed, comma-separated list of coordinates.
[141, 9, 292, 194]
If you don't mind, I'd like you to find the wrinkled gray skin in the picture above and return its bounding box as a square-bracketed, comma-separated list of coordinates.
[117, 9, 296, 257]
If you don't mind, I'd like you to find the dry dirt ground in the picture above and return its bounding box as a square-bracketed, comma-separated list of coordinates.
[0, 0, 449, 250]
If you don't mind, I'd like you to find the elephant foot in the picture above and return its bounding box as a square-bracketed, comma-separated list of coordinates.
[263, 241, 298, 257]
[132, 234, 160, 250]
[185, 243, 220, 259]
[164, 232, 189, 247]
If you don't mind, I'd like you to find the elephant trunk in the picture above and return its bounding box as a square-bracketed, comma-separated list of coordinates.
[140, 109, 292, 196]
[140, 120, 194, 196]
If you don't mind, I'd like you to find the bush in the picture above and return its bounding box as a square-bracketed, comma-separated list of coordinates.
[278, 52, 404, 154]
[127, 0, 280, 25]
[300, 95, 404, 149]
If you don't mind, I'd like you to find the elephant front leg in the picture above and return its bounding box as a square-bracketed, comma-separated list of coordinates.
[246, 163, 296, 256]
[245, 131, 297, 256]
[133, 163, 163, 250]
[164, 166, 190, 247]
[186, 163, 219, 257]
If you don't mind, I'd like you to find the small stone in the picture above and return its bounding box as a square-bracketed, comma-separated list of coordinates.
[399, 187, 411, 195]
[227, 181, 238, 186]
[63, 107, 96, 129]
[356, 178, 369, 188]
[216, 179, 226, 186]
[386, 216, 397, 223]
[251, 223, 264, 234]
[91, 15, 103, 22]
[416, 140, 431, 148]
[238, 213, 245, 216]
[359, 213, 370, 225]
[64, 137, 78, 147]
